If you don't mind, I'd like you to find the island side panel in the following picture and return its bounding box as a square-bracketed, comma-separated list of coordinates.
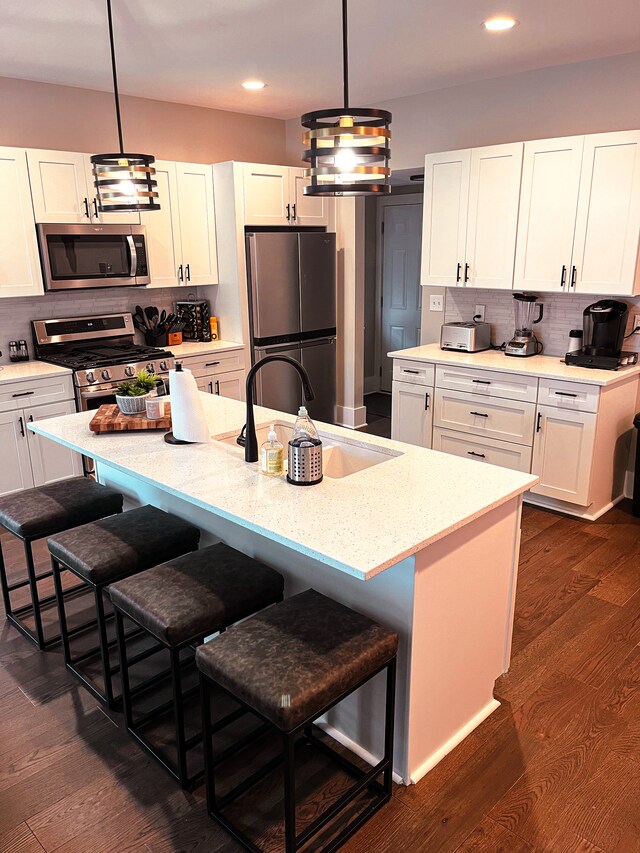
[96, 460, 417, 784]
[406, 495, 523, 783]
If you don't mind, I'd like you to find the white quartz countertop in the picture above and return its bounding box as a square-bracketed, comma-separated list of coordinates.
[29, 394, 537, 581]
[388, 344, 640, 387]
[169, 340, 244, 359]
[0, 361, 72, 384]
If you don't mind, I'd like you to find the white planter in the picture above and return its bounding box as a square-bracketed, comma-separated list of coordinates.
[116, 393, 150, 415]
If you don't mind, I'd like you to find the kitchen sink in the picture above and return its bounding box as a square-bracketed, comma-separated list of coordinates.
[213, 420, 402, 479]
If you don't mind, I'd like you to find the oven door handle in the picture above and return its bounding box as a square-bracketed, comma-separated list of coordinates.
[126, 235, 137, 277]
[79, 389, 116, 400]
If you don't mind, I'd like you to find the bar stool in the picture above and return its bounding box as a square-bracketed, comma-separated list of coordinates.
[0, 478, 123, 649]
[48, 505, 200, 708]
[196, 589, 398, 853]
[109, 543, 285, 790]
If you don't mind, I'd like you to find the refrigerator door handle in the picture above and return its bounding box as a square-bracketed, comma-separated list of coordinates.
[299, 337, 336, 348]
[255, 342, 301, 355]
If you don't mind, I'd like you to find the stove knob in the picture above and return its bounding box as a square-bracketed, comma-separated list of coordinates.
[124, 365, 134, 377]
[146, 363, 156, 375]
[86, 371, 95, 384]
[159, 360, 168, 371]
[101, 369, 111, 381]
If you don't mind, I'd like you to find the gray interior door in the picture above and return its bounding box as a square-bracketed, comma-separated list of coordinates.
[299, 233, 337, 334]
[255, 345, 303, 416]
[247, 232, 300, 340]
[380, 203, 423, 392]
[300, 338, 336, 424]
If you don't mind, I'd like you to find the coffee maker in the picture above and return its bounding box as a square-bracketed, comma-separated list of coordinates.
[565, 300, 635, 370]
[505, 293, 544, 357]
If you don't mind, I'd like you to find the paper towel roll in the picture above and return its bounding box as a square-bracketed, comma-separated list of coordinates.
[169, 366, 210, 443]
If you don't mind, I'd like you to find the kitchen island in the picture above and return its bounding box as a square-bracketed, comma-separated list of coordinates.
[30, 394, 537, 784]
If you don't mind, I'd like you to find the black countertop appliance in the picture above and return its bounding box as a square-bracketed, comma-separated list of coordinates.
[565, 299, 635, 370]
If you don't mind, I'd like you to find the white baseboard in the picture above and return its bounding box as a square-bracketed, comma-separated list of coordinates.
[335, 405, 368, 430]
[364, 376, 379, 396]
[524, 492, 624, 521]
[316, 720, 405, 786]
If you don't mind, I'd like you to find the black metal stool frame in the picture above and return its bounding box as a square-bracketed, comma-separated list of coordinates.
[113, 597, 283, 791]
[0, 521, 115, 650]
[51, 555, 169, 709]
[201, 655, 397, 853]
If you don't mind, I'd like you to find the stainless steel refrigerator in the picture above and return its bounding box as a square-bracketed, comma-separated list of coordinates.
[246, 231, 337, 423]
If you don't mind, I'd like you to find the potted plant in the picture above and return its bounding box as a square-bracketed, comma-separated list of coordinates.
[115, 369, 157, 415]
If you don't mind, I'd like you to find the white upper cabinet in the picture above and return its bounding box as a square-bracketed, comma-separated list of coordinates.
[572, 131, 640, 295]
[175, 163, 218, 286]
[0, 147, 43, 298]
[465, 143, 523, 290]
[421, 143, 521, 289]
[421, 149, 470, 287]
[514, 137, 584, 293]
[141, 160, 183, 287]
[27, 149, 139, 224]
[243, 164, 331, 227]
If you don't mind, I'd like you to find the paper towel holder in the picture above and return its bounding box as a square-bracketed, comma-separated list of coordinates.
[164, 362, 195, 445]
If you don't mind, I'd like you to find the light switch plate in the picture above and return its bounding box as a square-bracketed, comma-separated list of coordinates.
[429, 295, 444, 312]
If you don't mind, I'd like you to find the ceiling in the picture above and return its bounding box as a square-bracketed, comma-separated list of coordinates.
[1, 0, 640, 120]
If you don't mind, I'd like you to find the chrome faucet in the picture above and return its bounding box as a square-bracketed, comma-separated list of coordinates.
[238, 355, 315, 463]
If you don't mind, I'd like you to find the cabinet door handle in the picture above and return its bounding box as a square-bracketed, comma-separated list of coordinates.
[208, 381, 213, 394]
[570, 265, 577, 289]
[467, 451, 486, 458]
[83, 197, 90, 218]
[215, 380, 220, 395]
[18, 416, 25, 437]
[28, 414, 34, 433]
[178, 264, 184, 282]
[185, 263, 191, 282]
[92, 198, 99, 218]
[560, 264, 567, 289]
[424, 392, 430, 411]
[292, 203, 297, 220]
[464, 263, 470, 283]
[456, 262, 462, 283]
[286, 203, 291, 222]
[554, 391, 577, 398]
[205, 361, 221, 367]
[472, 379, 491, 385]
[470, 411, 489, 418]
[536, 412, 542, 432]
[12, 391, 35, 398]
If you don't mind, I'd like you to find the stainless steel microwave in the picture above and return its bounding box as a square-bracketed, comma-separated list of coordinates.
[36, 223, 150, 291]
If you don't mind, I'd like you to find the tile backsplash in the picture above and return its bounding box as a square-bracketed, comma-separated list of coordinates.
[0, 286, 210, 365]
[445, 289, 640, 357]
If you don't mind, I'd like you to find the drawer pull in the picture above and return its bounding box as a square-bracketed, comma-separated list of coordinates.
[205, 361, 221, 367]
[467, 451, 485, 458]
[472, 379, 491, 385]
[12, 391, 35, 398]
[469, 411, 489, 418]
[402, 369, 419, 374]
[554, 391, 577, 398]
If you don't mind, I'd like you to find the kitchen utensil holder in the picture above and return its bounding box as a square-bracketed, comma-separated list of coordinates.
[287, 437, 323, 486]
[144, 331, 168, 347]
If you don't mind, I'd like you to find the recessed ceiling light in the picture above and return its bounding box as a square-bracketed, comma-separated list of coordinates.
[483, 16, 519, 31]
[242, 80, 266, 91]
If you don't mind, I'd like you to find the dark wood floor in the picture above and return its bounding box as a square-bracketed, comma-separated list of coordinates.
[1, 501, 639, 852]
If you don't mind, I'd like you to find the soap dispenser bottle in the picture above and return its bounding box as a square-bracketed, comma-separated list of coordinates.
[261, 424, 284, 477]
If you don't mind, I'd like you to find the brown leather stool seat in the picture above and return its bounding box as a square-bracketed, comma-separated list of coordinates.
[196, 589, 398, 852]
[0, 477, 123, 649]
[109, 544, 285, 790]
[48, 505, 200, 707]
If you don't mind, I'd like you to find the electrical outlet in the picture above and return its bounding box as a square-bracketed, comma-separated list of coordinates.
[475, 304, 486, 322]
[429, 295, 444, 312]
[634, 314, 640, 334]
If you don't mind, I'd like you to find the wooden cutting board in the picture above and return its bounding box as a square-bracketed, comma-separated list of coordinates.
[89, 403, 172, 433]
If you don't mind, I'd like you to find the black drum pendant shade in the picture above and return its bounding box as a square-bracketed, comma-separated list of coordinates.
[91, 0, 159, 212]
[301, 0, 392, 196]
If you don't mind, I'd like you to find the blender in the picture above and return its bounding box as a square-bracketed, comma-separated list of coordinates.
[505, 293, 544, 357]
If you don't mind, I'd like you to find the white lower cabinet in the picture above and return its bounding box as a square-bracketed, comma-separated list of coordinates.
[1, 376, 82, 497]
[391, 380, 433, 448]
[196, 368, 245, 401]
[530, 405, 597, 505]
[432, 427, 532, 473]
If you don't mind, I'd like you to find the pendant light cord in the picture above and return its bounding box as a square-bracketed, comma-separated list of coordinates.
[106, 0, 125, 154]
[342, 0, 349, 110]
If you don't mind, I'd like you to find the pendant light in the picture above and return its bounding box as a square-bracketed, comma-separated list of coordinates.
[91, 0, 159, 212]
[301, 0, 392, 196]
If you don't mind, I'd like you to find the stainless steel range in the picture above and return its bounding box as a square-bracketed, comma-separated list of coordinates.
[32, 313, 175, 412]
